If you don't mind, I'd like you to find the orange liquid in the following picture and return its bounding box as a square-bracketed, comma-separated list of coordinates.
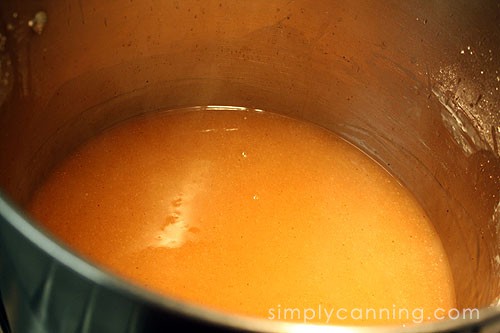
[29, 107, 455, 325]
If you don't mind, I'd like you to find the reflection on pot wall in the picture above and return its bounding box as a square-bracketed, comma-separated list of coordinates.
[0, 0, 499, 332]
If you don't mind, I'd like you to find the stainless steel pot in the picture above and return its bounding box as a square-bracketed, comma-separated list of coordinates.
[0, 1, 499, 332]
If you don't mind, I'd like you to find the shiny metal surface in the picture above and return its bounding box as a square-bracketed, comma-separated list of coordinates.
[0, 0, 499, 332]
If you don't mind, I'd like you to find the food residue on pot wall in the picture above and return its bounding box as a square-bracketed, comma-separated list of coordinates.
[431, 63, 499, 157]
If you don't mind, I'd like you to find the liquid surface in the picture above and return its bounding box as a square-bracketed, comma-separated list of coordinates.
[29, 108, 456, 325]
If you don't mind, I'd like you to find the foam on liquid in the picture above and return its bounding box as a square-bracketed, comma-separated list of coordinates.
[29, 108, 456, 325]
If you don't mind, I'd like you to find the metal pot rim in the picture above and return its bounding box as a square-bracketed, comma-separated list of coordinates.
[1, 192, 499, 333]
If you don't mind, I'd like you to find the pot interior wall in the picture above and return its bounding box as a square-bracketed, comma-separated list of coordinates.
[1, 0, 499, 315]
